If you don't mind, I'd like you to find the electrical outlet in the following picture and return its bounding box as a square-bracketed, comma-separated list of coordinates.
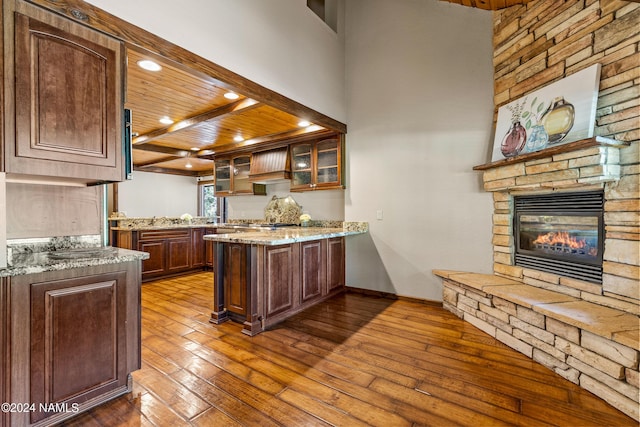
[376, 210, 383, 220]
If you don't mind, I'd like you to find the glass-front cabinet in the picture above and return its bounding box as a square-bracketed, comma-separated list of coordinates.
[214, 155, 253, 196]
[290, 138, 342, 191]
[214, 159, 231, 193]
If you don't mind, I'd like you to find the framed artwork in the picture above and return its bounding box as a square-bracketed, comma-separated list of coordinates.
[491, 63, 601, 161]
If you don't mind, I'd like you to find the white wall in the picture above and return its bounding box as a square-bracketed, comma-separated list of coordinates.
[344, 0, 495, 301]
[86, 0, 346, 123]
[116, 172, 198, 217]
[226, 181, 344, 221]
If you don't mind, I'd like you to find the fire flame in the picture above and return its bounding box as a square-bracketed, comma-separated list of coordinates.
[533, 231, 587, 249]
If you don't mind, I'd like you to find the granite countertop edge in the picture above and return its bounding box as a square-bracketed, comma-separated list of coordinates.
[203, 227, 367, 245]
[1, 248, 150, 278]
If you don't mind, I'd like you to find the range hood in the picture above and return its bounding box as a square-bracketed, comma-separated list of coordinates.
[249, 147, 291, 183]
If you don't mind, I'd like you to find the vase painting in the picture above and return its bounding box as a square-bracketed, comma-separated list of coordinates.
[491, 64, 601, 161]
[501, 121, 527, 157]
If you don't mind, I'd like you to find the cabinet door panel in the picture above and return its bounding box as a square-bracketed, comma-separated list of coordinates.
[168, 238, 191, 272]
[29, 273, 127, 423]
[300, 241, 324, 303]
[191, 229, 205, 268]
[327, 238, 345, 293]
[139, 241, 166, 276]
[15, 15, 113, 163]
[265, 246, 295, 317]
[225, 244, 247, 315]
[5, 0, 124, 182]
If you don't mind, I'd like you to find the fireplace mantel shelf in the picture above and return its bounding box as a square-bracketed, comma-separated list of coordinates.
[473, 136, 628, 171]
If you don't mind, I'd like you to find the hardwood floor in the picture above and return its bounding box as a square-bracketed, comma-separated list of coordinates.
[63, 272, 635, 426]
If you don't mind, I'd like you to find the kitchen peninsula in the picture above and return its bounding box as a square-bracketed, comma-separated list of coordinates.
[205, 223, 368, 336]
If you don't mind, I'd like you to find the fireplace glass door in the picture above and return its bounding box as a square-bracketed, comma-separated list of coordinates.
[517, 214, 600, 266]
[514, 191, 604, 284]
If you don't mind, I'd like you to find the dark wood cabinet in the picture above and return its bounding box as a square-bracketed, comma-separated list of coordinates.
[5, 262, 140, 426]
[112, 227, 215, 281]
[264, 245, 296, 318]
[204, 228, 216, 269]
[300, 240, 325, 304]
[211, 237, 345, 336]
[290, 137, 343, 191]
[214, 155, 266, 196]
[138, 240, 166, 277]
[327, 237, 345, 293]
[167, 236, 191, 273]
[224, 243, 248, 316]
[136, 229, 192, 281]
[191, 228, 206, 268]
[215, 155, 251, 196]
[2, 0, 125, 184]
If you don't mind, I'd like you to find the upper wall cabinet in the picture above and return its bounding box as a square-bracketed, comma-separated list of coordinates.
[290, 137, 343, 192]
[2, 0, 125, 184]
[215, 155, 266, 196]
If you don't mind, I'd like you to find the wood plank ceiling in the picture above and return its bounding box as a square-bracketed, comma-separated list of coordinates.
[126, 48, 333, 176]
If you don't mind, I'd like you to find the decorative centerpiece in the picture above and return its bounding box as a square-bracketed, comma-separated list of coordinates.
[300, 213, 311, 227]
[180, 213, 193, 224]
[264, 195, 302, 224]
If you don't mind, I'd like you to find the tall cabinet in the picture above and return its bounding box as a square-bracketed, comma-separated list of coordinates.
[2, 0, 125, 184]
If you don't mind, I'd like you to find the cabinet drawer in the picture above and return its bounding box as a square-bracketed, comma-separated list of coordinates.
[138, 229, 191, 241]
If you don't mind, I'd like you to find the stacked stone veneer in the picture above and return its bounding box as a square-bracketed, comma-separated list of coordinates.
[484, 141, 638, 316]
[437, 0, 640, 421]
[489, 0, 639, 313]
[437, 271, 639, 421]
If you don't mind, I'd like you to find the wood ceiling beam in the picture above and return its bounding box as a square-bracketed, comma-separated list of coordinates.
[133, 98, 261, 146]
[133, 165, 200, 177]
[200, 127, 336, 158]
[132, 144, 191, 156]
[133, 156, 183, 168]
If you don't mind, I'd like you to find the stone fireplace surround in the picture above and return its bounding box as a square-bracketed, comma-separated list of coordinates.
[434, 137, 639, 421]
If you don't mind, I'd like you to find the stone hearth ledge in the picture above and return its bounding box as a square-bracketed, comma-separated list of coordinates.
[433, 270, 639, 351]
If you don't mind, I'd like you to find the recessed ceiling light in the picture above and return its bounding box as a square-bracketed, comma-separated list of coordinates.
[190, 147, 200, 151]
[298, 120, 311, 127]
[233, 135, 244, 142]
[159, 116, 174, 125]
[224, 92, 240, 100]
[185, 162, 193, 169]
[137, 60, 162, 72]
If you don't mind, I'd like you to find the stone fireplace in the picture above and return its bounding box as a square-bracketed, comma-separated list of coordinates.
[475, 137, 637, 308]
[513, 190, 604, 284]
[435, 0, 638, 421]
[434, 137, 639, 421]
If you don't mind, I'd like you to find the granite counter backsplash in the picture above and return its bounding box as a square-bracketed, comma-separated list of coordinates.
[109, 216, 368, 232]
[109, 216, 212, 229]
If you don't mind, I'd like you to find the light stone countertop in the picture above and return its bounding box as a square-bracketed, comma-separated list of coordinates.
[203, 226, 367, 246]
[1, 247, 149, 278]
